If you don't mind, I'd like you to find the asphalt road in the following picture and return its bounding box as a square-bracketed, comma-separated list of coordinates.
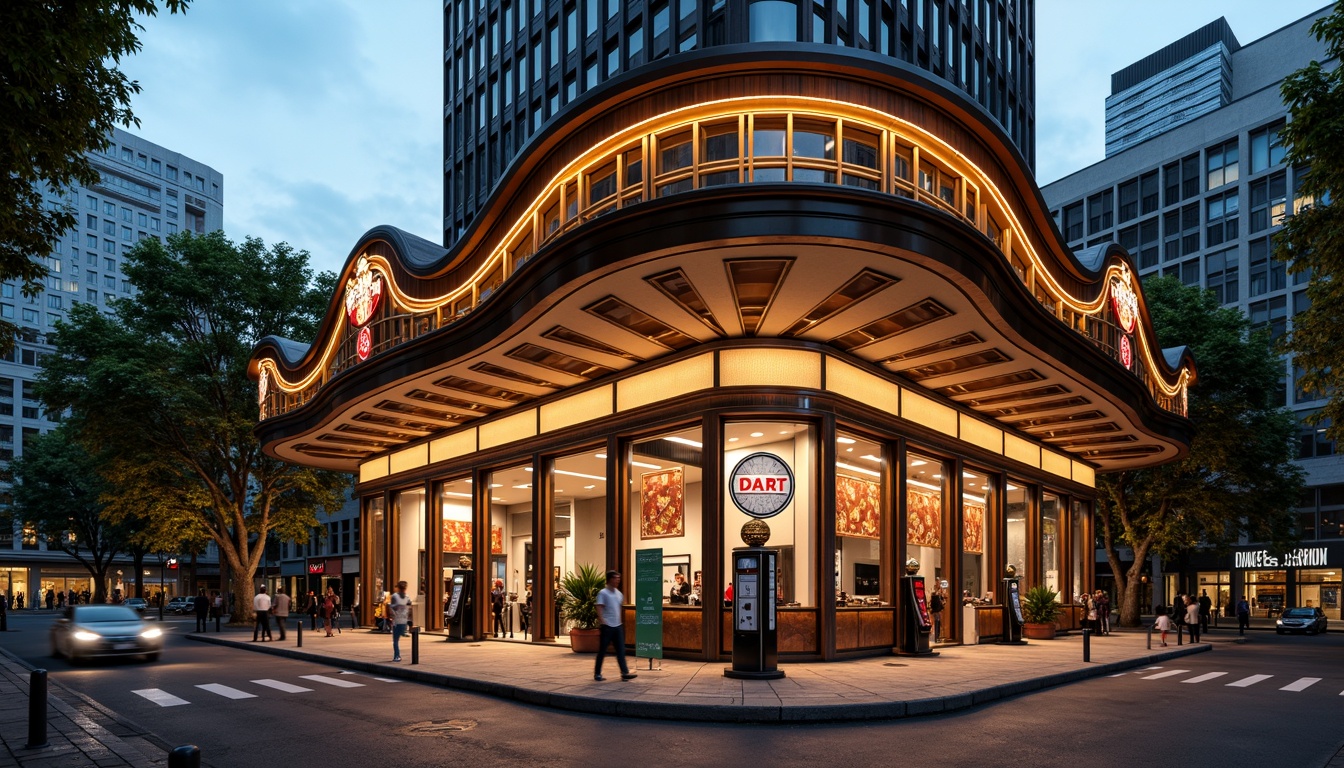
[2, 611, 1342, 768]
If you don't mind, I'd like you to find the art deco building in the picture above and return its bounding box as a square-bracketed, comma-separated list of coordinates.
[251, 1, 1194, 660]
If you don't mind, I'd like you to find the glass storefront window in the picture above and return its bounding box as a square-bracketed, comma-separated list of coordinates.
[393, 487, 427, 627]
[1196, 570, 1231, 620]
[836, 431, 885, 606]
[368, 495, 385, 612]
[0, 569, 28, 607]
[1246, 570, 1286, 618]
[905, 451, 945, 602]
[1005, 479, 1028, 585]
[629, 425, 704, 607]
[438, 476, 474, 628]
[553, 449, 609, 636]
[724, 421, 814, 606]
[962, 468, 992, 603]
[1070, 499, 1088, 602]
[1041, 492, 1060, 597]
[488, 463, 534, 635]
[1296, 568, 1341, 619]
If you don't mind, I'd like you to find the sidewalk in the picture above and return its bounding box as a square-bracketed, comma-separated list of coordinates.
[189, 622, 1215, 722]
[0, 648, 170, 767]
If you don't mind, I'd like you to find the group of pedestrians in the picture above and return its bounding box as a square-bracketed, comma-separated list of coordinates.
[1154, 589, 1217, 645]
[1079, 589, 1112, 635]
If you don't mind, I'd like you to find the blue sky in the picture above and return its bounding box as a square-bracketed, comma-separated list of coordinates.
[120, 1, 1330, 278]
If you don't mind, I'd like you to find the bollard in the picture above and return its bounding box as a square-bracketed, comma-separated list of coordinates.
[1081, 628, 1091, 662]
[26, 669, 48, 748]
[1177, 623, 1184, 646]
[168, 744, 201, 768]
[215, 612, 221, 633]
[1, 606, 7, 633]
[411, 626, 421, 665]
[296, 620, 303, 648]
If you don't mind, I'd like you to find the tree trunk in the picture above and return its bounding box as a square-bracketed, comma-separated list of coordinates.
[1120, 565, 1147, 627]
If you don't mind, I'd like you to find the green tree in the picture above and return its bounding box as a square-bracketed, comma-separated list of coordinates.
[0, 0, 189, 353]
[1278, 5, 1344, 443]
[1098, 277, 1304, 627]
[9, 426, 125, 603]
[37, 230, 347, 624]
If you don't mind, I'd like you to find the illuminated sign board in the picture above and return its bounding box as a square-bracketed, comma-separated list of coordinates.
[1233, 547, 1330, 569]
[729, 452, 794, 519]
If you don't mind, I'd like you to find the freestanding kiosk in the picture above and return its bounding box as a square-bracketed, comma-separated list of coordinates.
[897, 558, 935, 656]
[725, 545, 782, 679]
[1002, 567, 1025, 644]
[445, 569, 474, 641]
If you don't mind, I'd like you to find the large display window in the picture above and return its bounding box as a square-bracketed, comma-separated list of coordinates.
[367, 496, 385, 611]
[1005, 479, 1029, 583]
[905, 450, 946, 640]
[1296, 569, 1340, 618]
[552, 448, 608, 636]
[1196, 570, 1231, 621]
[723, 421, 815, 607]
[1071, 499, 1090, 602]
[392, 487, 426, 626]
[835, 430, 886, 606]
[1246, 570, 1286, 617]
[1041, 491, 1061, 597]
[437, 477, 476, 628]
[627, 425, 705, 609]
[962, 467, 992, 603]
[488, 463, 533, 635]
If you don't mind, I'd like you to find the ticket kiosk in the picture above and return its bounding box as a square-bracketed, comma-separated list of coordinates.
[725, 547, 783, 679]
[897, 558, 935, 656]
[445, 569, 474, 641]
[1002, 572, 1025, 644]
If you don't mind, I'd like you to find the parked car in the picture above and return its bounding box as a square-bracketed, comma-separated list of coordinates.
[50, 605, 164, 663]
[166, 596, 193, 614]
[123, 597, 149, 614]
[1276, 607, 1328, 635]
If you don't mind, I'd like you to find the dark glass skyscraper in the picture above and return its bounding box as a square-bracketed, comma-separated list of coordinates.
[444, 0, 1035, 244]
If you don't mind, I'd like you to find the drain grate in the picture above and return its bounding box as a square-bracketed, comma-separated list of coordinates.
[403, 719, 478, 736]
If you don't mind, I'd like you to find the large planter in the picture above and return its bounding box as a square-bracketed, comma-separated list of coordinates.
[568, 627, 601, 653]
[1023, 622, 1057, 640]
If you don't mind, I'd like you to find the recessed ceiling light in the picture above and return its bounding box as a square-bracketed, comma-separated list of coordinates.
[441, 491, 472, 498]
[525, 467, 533, 472]
[911, 459, 927, 466]
[663, 436, 703, 448]
[837, 437, 857, 444]
[846, 447, 853, 452]
[1007, 484, 1019, 491]
[933, 474, 943, 479]
[962, 472, 976, 478]
[492, 497, 504, 502]
[556, 489, 564, 494]
[595, 453, 607, 459]
[779, 430, 789, 435]
[728, 437, 739, 442]
[861, 454, 882, 463]
[490, 483, 502, 488]
[584, 485, 596, 490]
[555, 469, 604, 480]
[909, 478, 942, 492]
[750, 432, 764, 438]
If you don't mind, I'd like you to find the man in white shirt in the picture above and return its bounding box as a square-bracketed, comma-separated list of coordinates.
[272, 586, 291, 641]
[594, 570, 636, 682]
[388, 580, 412, 662]
[252, 585, 273, 642]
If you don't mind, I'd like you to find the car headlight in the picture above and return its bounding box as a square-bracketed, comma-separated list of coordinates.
[72, 630, 100, 641]
[140, 628, 162, 639]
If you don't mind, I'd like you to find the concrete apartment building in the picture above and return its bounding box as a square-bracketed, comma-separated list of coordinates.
[1041, 7, 1344, 618]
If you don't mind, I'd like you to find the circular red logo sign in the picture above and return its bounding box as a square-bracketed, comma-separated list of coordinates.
[356, 326, 372, 361]
[729, 452, 795, 519]
[1119, 334, 1133, 369]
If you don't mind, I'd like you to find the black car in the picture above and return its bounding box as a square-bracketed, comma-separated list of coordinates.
[1276, 607, 1328, 635]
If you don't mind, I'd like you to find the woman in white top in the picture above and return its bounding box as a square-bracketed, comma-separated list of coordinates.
[1185, 596, 1202, 643]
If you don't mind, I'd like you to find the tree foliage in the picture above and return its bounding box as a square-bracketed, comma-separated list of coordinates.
[1278, 5, 1344, 442]
[1097, 277, 1304, 627]
[9, 425, 125, 602]
[0, 0, 188, 353]
[37, 230, 347, 623]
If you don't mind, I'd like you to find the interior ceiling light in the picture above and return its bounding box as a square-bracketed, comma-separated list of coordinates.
[964, 493, 986, 503]
[779, 430, 790, 435]
[584, 484, 596, 490]
[1007, 484, 1019, 491]
[490, 483, 503, 488]
[963, 472, 977, 478]
[837, 437, 856, 444]
[861, 454, 882, 463]
[512, 484, 532, 490]
[910, 459, 927, 466]
[909, 478, 942, 492]
[750, 432, 765, 438]
[664, 436, 704, 448]
[441, 491, 472, 498]
[836, 461, 880, 478]
[728, 437, 740, 442]
[632, 460, 663, 469]
[555, 468, 605, 481]
[525, 467, 533, 472]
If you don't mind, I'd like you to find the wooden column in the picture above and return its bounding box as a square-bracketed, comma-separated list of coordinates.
[700, 413, 723, 661]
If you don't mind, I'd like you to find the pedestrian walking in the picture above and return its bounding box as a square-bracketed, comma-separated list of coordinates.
[388, 580, 412, 662]
[46, 589, 55, 609]
[1185, 595, 1201, 643]
[491, 579, 506, 637]
[252, 585, 273, 642]
[594, 570, 637, 682]
[1097, 590, 1111, 635]
[272, 587, 291, 640]
[1154, 609, 1172, 646]
[321, 587, 338, 637]
[1236, 595, 1251, 636]
[211, 590, 223, 628]
[305, 590, 319, 630]
[929, 586, 946, 643]
[193, 589, 209, 632]
[1198, 590, 1212, 632]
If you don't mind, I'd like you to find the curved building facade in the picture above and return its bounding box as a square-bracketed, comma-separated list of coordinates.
[252, 26, 1193, 660]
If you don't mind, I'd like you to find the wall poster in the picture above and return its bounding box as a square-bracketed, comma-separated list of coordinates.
[963, 502, 985, 554]
[836, 475, 881, 539]
[640, 467, 685, 539]
[442, 521, 504, 555]
[906, 489, 942, 547]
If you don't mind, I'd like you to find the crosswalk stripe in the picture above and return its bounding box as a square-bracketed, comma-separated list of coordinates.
[1280, 677, 1321, 692]
[1181, 672, 1228, 684]
[196, 683, 257, 700]
[372, 677, 401, 683]
[1141, 669, 1190, 680]
[300, 674, 365, 688]
[132, 688, 190, 707]
[251, 679, 313, 693]
[1226, 674, 1273, 688]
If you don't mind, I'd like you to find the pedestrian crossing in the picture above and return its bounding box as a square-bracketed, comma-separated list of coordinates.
[1114, 666, 1340, 695]
[132, 672, 394, 707]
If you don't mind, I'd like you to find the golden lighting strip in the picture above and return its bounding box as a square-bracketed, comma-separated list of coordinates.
[258, 95, 1192, 403]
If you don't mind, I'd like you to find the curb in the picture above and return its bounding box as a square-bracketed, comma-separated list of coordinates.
[185, 632, 1213, 723]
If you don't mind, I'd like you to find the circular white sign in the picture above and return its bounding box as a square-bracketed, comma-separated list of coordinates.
[729, 452, 795, 519]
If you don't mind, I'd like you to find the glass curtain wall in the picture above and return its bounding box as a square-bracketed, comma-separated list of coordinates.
[961, 468, 992, 603]
[723, 421, 814, 606]
[553, 449, 608, 637]
[438, 477, 474, 630]
[1005, 479, 1029, 584]
[1196, 570, 1231, 623]
[1041, 492, 1061, 598]
[836, 431, 886, 606]
[905, 451, 946, 639]
[489, 464, 534, 637]
[393, 488, 426, 627]
[629, 425, 705, 607]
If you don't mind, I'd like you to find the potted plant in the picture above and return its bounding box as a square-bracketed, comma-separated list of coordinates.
[1021, 585, 1062, 640]
[557, 563, 607, 653]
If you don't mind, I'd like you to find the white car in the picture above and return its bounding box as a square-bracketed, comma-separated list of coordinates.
[51, 605, 164, 663]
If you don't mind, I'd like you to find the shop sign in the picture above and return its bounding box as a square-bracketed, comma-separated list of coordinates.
[356, 326, 372, 361]
[729, 452, 795, 519]
[1109, 266, 1138, 334]
[1233, 547, 1329, 569]
[307, 562, 325, 575]
[635, 548, 663, 659]
[1119, 334, 1133, 369]
[344, 256, 383, 327]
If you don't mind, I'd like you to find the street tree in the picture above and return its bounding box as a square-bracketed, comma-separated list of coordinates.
[1098, 276, 1304, 627]
[37, 230, 347, 624]
[0, 0, 188, 353]
[1278, 5, 1344, 444]
[9, 425, 126, 603]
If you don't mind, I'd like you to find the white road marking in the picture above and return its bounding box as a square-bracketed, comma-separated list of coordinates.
[1226, 674, 1273, 688]
[300, 674, 365, 688]
[372, 677, 401, 683]
[1280, 677, 1321, 692]
[1181, 672, 1228, 684]
[251, 679, 313, 693]
[196, 684, 257, 700]
[1141, 669, 1190, 680]
[132, 688, 190, 707]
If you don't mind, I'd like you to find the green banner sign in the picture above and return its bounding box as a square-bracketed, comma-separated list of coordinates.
[635, 548, 663, 659]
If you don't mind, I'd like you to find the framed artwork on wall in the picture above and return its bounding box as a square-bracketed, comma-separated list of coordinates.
[640, 467, 685, 538]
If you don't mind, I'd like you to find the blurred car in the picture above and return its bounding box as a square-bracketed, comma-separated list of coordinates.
[51, 605, 164, 663]
[1276, 607, 1328, 635]
[123, 597, 149, 614]
[166, 596, 193, 614]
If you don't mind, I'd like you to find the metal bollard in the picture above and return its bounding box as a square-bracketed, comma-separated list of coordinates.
[1081, 628, 1091, 662]
[214, 613, 221, 632]
[296, 620, 303, 648]
[1177, 623, 1184, 646]
[168, 745, 201, 768]
[411, 626, 421, 665]
[1, 607, 7, 632]
[26, 669, 48, 748]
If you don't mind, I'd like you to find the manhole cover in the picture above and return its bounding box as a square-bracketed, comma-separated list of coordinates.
[883, 662, 907, 667]
[403, 720, 478, 736]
